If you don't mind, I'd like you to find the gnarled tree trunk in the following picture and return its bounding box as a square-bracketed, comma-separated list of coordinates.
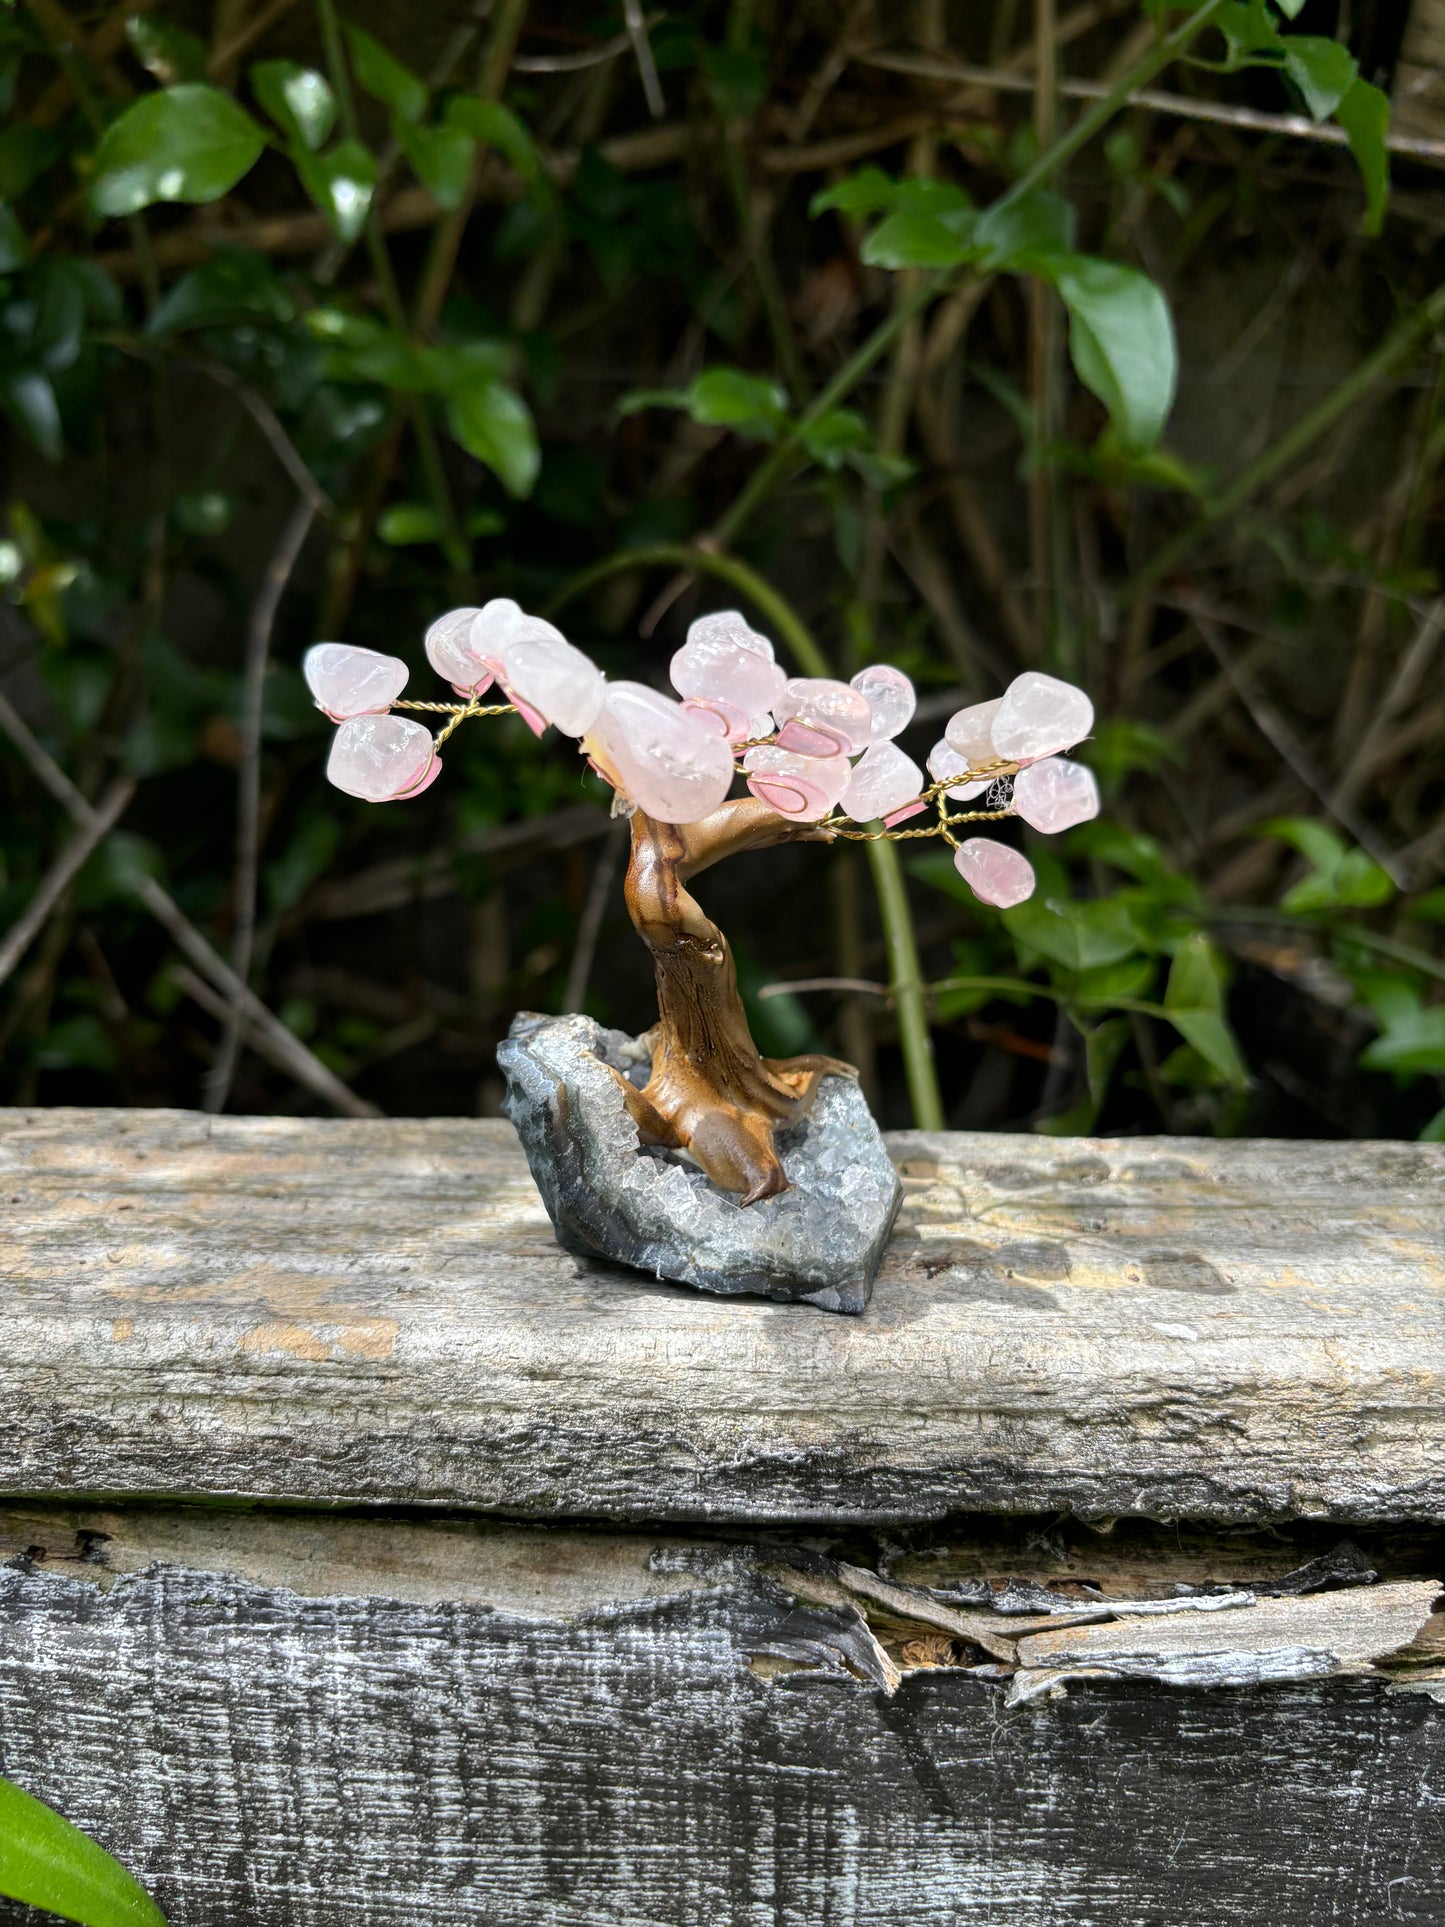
[613, 798, 853, 1204]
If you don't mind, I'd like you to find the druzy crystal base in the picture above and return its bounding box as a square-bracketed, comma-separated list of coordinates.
[498, 1012, 902, 1314]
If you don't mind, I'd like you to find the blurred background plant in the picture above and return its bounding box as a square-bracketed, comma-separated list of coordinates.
[1, 0, 1443, 1144]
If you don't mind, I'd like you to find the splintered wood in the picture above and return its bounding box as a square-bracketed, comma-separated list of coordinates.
[0, 1108, 1441, 1523]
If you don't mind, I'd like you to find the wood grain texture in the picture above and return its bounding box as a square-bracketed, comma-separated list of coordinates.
[0, 1508, 1441, 1927]
[1, 1108, 1442, 1524]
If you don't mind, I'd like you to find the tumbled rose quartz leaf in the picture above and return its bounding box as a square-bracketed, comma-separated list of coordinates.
[990, 671, 1094, 763]
[303, 643, 409, 722]
[943, 698, 1002, 768]
[1012, 756, 1100, 833]
[953, 836, 1035, 908]
[326, 714, 437, 802]
[773, 677, 873, 754]
[423, 607, 493, 697]
[842, 742, 925, 823]
[742, 744, 848, 821]
[671, 622, 786, 718]
[926, 739, 989, 801]
[774, 717, 848, 758]
[685, 608, 774, 662]
[584, 680, 735, 823]
[494, 623, 605, 737]
[850, 664, 916, 743]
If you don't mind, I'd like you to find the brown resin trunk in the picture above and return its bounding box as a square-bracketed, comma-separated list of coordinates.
[613, 798, 854, 1204]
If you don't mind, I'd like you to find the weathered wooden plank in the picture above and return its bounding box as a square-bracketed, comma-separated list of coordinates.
[0, 1508, 1440, 1927]
[1, 1108, 1441, 1523]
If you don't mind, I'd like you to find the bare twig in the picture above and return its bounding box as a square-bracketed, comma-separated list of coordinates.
[758, 977, 891, 999]
[204, 499, 317, 1114]
[561, 822, 626, 1013]
[1332, 596, 1445, 811]
[622, 0, 665, 118]
[1189, 611, 1410, 889]
[0, 693, 378, 1118]
[169, 354, 335, 518]
[857, 50, 1445, 165]
[0, 778, 134, 988]
[206, 0, 303, 78]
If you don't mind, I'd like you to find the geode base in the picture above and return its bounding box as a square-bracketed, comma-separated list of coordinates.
[497, 1012, 901, 1313]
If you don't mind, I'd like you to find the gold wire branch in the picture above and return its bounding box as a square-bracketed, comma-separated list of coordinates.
[391, 700, 1020, 844]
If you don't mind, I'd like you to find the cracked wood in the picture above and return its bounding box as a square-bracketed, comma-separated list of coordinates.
[0, 1107, 1441, 1523]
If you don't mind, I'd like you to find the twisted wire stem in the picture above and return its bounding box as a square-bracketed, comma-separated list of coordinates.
[392, 703, 1020, 842]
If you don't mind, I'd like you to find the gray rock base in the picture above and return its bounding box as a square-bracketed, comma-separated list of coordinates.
[498, 1012, 902, 1314]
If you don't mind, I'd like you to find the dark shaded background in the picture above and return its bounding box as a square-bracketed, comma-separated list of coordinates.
[1, 0, 1442, 1142]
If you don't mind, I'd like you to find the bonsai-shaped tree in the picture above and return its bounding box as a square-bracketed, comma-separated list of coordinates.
[305, 608, 1097, 1204]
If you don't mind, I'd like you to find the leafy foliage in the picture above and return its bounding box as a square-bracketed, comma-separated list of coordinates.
[0, 0, 1439, 1150]
[0, 1777, 166, 1926]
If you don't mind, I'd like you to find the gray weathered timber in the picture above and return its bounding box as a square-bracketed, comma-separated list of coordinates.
[1, 1107, 1442, 1523]
[0, 1508, 1440, 1927]
[497, 1012, 900, 1312]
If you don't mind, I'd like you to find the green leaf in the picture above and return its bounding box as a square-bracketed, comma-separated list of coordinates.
[2, 370, 62, 461]
[621, 367, 790, 439]
[445, 382, 539, 497]
[1334, 77, 1390, 236]
[0, 1776, 167, 1926]
[810, 166, 899, 216]
[396, 120, 474, 209]
[444, 99, 540, 182]
[0, 201, 26, 272]
[972, 187, 1075, 270]
[147, 246, 294, 333]
[1054, 257, 1177, 450]
[1282, 35, 1356, 121]
[295, 138, 377, 242]
[88, 85, 267, 218]
[1359, 1004, 1445, 1076]
[1274, 0, 1308, 16]
[1419, 1104, 1445, 1143]
[1003, 895, 1142, 971]
[251, 60, 336, 152]
[344, 23, 426, 122]
[1164, 933, 1248, 1087]
[124, 13, 207, 85]
[800, 407, 872, 468]
[1210, 0, 1284, 67]
[1261, 814, 1345, 872]
[861, 206, 976, 270]
[1082, 1013, 1130, 1108]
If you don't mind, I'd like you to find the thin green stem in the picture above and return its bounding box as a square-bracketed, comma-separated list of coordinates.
[548, 543, 831, 675]
[867, 837, 945, 1129]
[1000, 0, 1229, 209]
[1126, 282, 1445, 601]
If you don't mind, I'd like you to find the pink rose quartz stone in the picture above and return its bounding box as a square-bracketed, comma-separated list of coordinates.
[670, 612, 786, 723]
[304, 643, 408, 723]
[953, 837, 1036, 908]
[493, 623, 605, 737]
[943, 698, 1003, 771]
[841, 742, 925, 823]
[585, 681, 735, 823]
[1012, 756, 1100, 834]
[990, 671, 1094, 763]
[742, 744, 849, 822]
[772, 678, 872, 757]
[327, 714, 439, 802]
[927, 740, 990, 801]
[423, 607, 494, 697]
[850, 664, 916, 743]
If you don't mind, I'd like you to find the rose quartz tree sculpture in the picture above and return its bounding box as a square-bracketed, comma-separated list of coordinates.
[305, 605, 1098, 1204]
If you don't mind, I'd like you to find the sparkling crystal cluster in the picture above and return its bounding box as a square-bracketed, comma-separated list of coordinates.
[303, 604, 1099, 910]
